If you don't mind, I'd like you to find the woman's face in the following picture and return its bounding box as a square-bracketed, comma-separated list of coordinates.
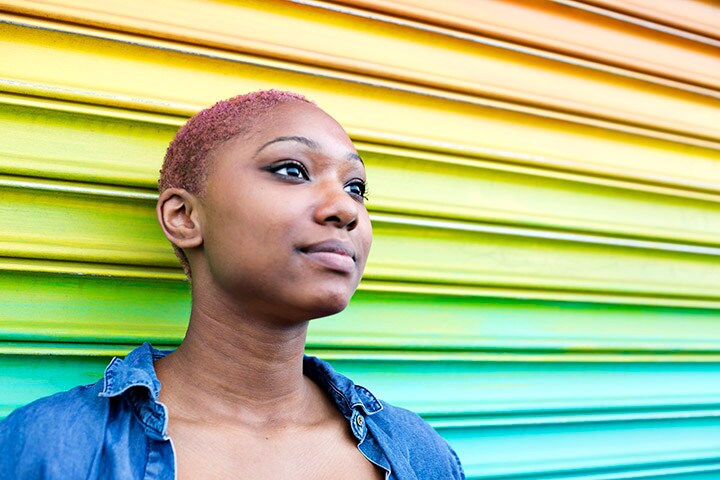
[196, 100, 372, 322]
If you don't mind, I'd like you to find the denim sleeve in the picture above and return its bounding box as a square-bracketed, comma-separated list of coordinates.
[370, 400, 466, 478]
[0, 383, 107, 479]
[0, 406, 44, 478]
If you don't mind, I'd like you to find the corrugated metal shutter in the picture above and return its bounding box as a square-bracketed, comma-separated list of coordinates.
[2, 1, 720, 477]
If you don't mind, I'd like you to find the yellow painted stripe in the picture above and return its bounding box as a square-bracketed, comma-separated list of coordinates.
[576, 0, 720, 41]
[329, 0, 720, 88]
[0, 1, 719, 141]
[2, 21, 719, 192]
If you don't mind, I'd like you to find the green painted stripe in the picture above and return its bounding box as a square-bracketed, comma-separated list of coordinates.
[2, 270, 720, 354]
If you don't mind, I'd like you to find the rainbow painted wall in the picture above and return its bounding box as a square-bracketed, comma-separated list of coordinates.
[1, 1, 720, 477]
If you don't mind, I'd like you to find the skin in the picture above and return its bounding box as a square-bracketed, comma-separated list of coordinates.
[154, 101, 383, 479]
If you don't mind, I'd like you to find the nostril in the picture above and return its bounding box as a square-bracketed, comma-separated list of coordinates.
[346, 219, 358, 231]
[324, 215, 342, 224]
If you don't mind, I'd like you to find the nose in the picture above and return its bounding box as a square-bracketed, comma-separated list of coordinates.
[313, 180, 360, 231]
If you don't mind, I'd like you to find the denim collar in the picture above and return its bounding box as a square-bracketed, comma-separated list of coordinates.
[100, 343, 167, 400]
[303, 355, 383, 417]
[97, 343, 383, 439]
[99, 343, 172, 440]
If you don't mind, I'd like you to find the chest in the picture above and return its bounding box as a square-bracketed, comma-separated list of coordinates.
[169, 421, 386, 480]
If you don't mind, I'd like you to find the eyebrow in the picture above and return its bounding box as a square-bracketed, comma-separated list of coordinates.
[255, 136, 319, 155]
[255, 135, 364, 165]
[347, 152, 364, 165]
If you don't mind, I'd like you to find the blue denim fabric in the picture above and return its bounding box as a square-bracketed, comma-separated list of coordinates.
[0, 343, 464, 479]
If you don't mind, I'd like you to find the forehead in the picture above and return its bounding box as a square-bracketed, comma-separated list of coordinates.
[249, 101, 353, 145]
[209, 101, 360, 173]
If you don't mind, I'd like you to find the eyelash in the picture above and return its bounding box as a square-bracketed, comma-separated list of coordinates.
[266, 160, 309, 180]
[345, 180, 369, 201]
[265, 160, 369, 202]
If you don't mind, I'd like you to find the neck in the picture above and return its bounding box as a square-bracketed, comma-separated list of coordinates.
[155, 293, 313, 427]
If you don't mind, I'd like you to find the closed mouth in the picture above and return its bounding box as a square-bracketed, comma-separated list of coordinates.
[299, 241, 356, 262]
[299, 240, 357, 273]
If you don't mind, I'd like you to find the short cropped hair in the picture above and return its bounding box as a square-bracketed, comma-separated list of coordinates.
[159, 89, 313, 279]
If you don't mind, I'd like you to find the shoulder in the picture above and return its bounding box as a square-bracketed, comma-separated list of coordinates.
[303, 355, 464, 478]
[0, 380, 108, 478]
[369, 400, 465, 479]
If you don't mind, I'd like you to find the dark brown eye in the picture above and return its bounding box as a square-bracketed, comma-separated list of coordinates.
[268, 161, 309, 180]
[344, 181, 367, 200]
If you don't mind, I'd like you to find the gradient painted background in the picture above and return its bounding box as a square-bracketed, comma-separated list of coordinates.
[1, 1, 720, 478]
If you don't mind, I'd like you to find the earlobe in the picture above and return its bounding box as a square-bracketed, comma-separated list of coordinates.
[157, 188, 203, 249]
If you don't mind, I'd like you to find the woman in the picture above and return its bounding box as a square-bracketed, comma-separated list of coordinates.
[0, 90, 465, 479]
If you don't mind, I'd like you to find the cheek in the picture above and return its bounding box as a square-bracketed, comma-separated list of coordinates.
[361, 211, 373, 246]
[355, 214, 373, 268]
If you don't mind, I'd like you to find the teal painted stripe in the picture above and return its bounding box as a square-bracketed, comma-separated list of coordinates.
[464, 462, 720, 479]
[5, 350, 720, 418]
[2, 352, 720, 479]
[445, 418, 720, 479]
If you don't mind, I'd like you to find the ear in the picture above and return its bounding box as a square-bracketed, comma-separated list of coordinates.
[157, 188, 203, 250]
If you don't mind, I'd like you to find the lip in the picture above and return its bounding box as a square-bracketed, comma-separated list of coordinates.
[299, 240, 357, 273]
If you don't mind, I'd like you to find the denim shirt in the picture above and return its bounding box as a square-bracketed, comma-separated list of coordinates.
[0, 343, 464, 479]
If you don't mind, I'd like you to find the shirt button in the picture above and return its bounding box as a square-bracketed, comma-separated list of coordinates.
[355, 415, 364, 427]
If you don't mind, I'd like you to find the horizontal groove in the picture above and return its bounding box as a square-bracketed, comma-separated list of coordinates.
[4, 62, 718, 159]
[362, 281, 720, 310]
[5, 211, 720, 305]
[4, 352, 720, 417]
[565, 0, 720, 46]
[5, 99, 720, 256]
[4, 254, 720, 310]
[2, 26, 720, 192]
[0, 256, 184, 280]
[2, 347, 720, 476]
[0, 102, 720, 264]
[326, 0, 720, 92]
[372, 213, 720, 257]
[3, 91, 720, 204]
[429, 406, 720, 429]
[5, 169, 720, 257]
[1, 5, 718, 478]
[4, 340, 720, 363]
[5, 0, 719, 99]
[458, 446, 720, 480]
[312, 0, 719, 93]
[302, 0, 720, 95]
[0, 89, 187, 126]
[2, 12, 720, 149]
[4, 176, 720, 301]
[465, 459, 720, 480]
[5, 169, 720, 254]
[7, 110, 720, 249]
[0, 174, 157, 199]
[359, 142, 720, 205]
[0, 340, 168, 358]
[350, 126, 720, 195]
[4, 262, 720, 356]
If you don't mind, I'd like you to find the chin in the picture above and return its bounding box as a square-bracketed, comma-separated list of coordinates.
[304, 286, 353, 319]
